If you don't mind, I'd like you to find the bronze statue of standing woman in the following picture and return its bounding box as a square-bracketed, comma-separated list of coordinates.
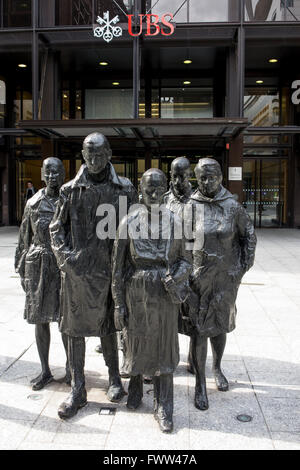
[15, 158, 69, 391]
[188, 158, 257, 409]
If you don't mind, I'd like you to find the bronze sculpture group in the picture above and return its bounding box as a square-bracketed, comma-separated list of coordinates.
[16, 133, 256, 434]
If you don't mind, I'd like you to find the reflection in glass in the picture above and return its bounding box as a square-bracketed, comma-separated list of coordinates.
[245, 0, 300, 21]
[0, 81, 6, 127]
[14, 89, 32, 125]
[62, 91, 70, 120]
[3, 0, 32, 27]
[56, 0, 132, 26]
[146, 0, 232, 23]
[137, 159, 145, 185]
[244, 88, 279, 127]
[243, 159, 288, 227]
[160, 88, 213, 118]
[85, 89, 133, 119]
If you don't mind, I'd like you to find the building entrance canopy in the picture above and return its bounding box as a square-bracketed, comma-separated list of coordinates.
[18, 118, 249, 151]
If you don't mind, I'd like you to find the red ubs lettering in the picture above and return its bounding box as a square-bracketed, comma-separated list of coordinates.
[128, 14, 175, 37]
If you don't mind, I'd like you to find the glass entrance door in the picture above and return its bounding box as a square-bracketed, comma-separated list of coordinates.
[243, 159, 288, 228]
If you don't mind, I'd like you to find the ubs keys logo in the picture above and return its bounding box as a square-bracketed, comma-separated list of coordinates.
[93, 11, 123, 43]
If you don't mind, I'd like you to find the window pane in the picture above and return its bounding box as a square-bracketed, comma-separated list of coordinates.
[85, 89, 133, 119]
[244, 0, 288, 22]
[146, 0, 187, 23]
[189, 0, 233, 22]
[161, 88, 213, 118]
[244, 89, 279, 126]
[3, 0, 32, 27]
[0, 81, 6, 127]
[56, 0, 132, 26]
[146, 0, 234, 23]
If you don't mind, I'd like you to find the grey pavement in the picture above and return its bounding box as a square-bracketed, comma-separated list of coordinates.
[0, 226, 299, 450]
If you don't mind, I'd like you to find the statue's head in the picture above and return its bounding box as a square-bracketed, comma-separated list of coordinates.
[140, 168, 167, 209]
[41, 157, 65, 190]
[195, 158, 223, 198]
[82, 132, 112, 175]
[170, 157, 191, 197]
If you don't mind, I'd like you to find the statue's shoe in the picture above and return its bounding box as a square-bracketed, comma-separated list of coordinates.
[126, 394, 142, 410]
[107, 377, 126, 402]
[143, 376, 153, 384]
[187, 362, 195, 375]
[58, 390, 87, 420]
[154, 410, 173, 433]
[95, 344, 103, 354]
[194, 389, 209, 411]
[120, 369, 130, 379]
[213, 369, 229, 392]
[31, 374, 54, 391]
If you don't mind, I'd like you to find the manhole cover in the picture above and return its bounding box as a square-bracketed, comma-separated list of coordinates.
[237, 414, 253, 423]
[27, 394, 43, 401]
[99, 407, 116, 416]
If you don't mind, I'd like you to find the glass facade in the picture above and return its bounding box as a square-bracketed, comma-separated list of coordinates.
[14, 90, 33, 123]
[2, 0, 31, 27]
[0, 80, 6, 127]
[147, 0, 236, 23]
[243, 159, 288, 227]
[1, 0, 300, 28]
[244, 88, 280, 127]
[85, 88, 133, 119]
[55, 0, 133, 26]
[245, 0, 300, 21]
[160, 88, 213, 118]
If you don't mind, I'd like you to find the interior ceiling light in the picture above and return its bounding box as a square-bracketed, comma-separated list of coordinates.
[112, 82, 120, 86]
[256, 80, 264, 84]
[183, 81, 191, 85]
[18, 64, 27, 68]
[269, 58, 278, 63]
[183, 59, 192, 64]
[63, 94, 68, 99]
[99, 61, 108, 66]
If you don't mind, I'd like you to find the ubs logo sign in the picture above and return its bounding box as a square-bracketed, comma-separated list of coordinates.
[93, 11, 175, 43]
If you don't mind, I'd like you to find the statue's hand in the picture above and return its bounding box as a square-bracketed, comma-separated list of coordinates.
[114, 306, 128, 331]
[20, 278, 26, 292]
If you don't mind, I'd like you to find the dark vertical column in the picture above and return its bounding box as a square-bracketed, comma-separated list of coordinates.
[145, 53, 152, 118]
[0, 151, 8, 225]
[39, 0, 56, 26]
[213, 52, 226, 118]
[69, 77, 77, 120]
[32, 0, 39, 120]
[145, 149, 152, 171]
[133, 0, 141, 119]
[226, 1, 245, 202]
[41, 139, 55, 160]
[40, 51, 61, 120]
[227, 135, 244, 202]
[228, 0, 241, 22]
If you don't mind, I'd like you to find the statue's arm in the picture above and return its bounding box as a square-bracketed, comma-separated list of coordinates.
[15, 203, 32, 288]
[237, 205, 257, 272]
[49, 187, 72, 272]
[111, 217, 130, 330]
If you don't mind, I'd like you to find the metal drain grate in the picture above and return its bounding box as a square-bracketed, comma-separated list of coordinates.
[236, 414, 253, 423]
[99, 407, 117, 416]
[27, 394, 43, 401]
